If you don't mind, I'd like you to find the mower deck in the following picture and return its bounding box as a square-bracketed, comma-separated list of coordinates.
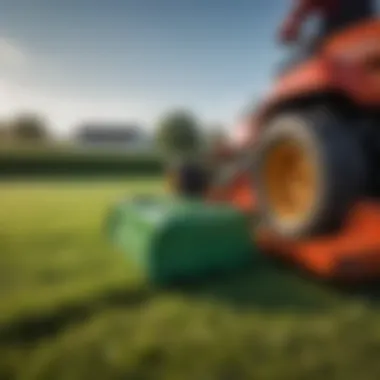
[256, 201, 380, 281]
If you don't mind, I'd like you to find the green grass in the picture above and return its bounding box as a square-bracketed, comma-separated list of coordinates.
[0, 179, 162, 325]
[1, 179, 380, 380]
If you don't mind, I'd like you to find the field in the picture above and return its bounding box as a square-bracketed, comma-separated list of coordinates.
[1, 178, 380, 380]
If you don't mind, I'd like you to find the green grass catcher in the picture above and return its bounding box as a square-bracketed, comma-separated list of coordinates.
[106, 196, 259, 285]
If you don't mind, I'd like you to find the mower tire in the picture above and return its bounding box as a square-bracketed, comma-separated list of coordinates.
[254, 109, 367, 239]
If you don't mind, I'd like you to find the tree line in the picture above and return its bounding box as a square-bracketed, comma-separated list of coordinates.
[0, 113, 50, 143]
[0, 109, 228, 155]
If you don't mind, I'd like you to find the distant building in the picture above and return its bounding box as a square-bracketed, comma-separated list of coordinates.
[75, 123, 152, 151]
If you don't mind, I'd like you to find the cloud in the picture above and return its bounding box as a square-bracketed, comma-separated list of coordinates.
[0, 37, 31, 116]
[0, 75, 245, 138]
[0, 37, 27, 70]
[0, 37, 242, 137]
[0, 37, 156, 136]
[0, 76, 159, 137]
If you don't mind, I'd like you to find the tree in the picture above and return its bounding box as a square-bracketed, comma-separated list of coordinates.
[0, 120, 9, 143]
[155, 109, 202, 157]
[9, 113, 49, 142]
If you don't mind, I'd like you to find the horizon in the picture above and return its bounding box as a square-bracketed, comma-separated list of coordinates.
[5, 0, 375, 138]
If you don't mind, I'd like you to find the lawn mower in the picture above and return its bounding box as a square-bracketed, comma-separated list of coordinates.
[171, 18, 380, 281]
[108, 18, 380, 285]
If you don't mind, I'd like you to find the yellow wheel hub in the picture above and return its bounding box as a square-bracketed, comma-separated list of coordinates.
[263, 139, 317, 222]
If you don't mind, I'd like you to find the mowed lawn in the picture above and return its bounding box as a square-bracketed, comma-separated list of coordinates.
[0, 178, 164, 324]
[1, 178, 380, 380]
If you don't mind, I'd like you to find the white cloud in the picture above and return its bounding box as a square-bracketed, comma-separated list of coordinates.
[0, 76, 246, 138]
[0, 36, 159, 137]
[0, 36, 242, 137]
[0, 76, 159, 137]
[0, 37, 27, 70]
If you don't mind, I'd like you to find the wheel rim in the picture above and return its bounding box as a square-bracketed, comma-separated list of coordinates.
[263, 138, 317, 223]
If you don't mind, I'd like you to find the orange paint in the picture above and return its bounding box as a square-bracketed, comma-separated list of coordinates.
[208, 19, 380, 281]
[256, 202, 380, 281]
[256, 18, 380, 123]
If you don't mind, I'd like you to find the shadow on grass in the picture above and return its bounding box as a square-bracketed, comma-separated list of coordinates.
[0, 286, 153, 345]
[3, 257, 380, 346]
[162, 257, 380, 313]
[0, 259, 329, 345]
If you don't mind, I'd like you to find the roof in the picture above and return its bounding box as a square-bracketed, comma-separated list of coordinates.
[76, 124, 147, 143]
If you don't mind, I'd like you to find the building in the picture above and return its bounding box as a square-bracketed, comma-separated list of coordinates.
[75, 123, 152, 152]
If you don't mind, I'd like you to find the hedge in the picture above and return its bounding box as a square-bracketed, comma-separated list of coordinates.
[0, 152, 164, 178]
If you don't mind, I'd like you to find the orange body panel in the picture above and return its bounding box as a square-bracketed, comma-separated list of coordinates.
[324, 19, 380, 55]
[232, 20, 380, 150]
[256, 202, 380, 281]
[208, 175, 380, 281]
[211, 20, 380, 281]
[207, 173, 257, 212]
[265, 58, 332, 104]
[258, 19, 380, 122]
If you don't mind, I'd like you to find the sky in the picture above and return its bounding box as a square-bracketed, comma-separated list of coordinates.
[0, 0, 294, 137]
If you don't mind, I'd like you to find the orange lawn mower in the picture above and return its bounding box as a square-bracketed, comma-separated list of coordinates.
[170, 18, 380, 282]
[108, 17, 380, 286]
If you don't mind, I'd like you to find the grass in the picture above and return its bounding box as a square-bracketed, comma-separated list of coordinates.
[0, 179, 166, 327]
[1, 178, 380, 380]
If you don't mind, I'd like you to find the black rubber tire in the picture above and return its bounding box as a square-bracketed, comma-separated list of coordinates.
[253, 109, 367, 239]
[167, 159, 209, 198]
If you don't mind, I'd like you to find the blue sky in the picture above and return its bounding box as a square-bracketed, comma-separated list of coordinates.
[0, 0, 291, 136]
